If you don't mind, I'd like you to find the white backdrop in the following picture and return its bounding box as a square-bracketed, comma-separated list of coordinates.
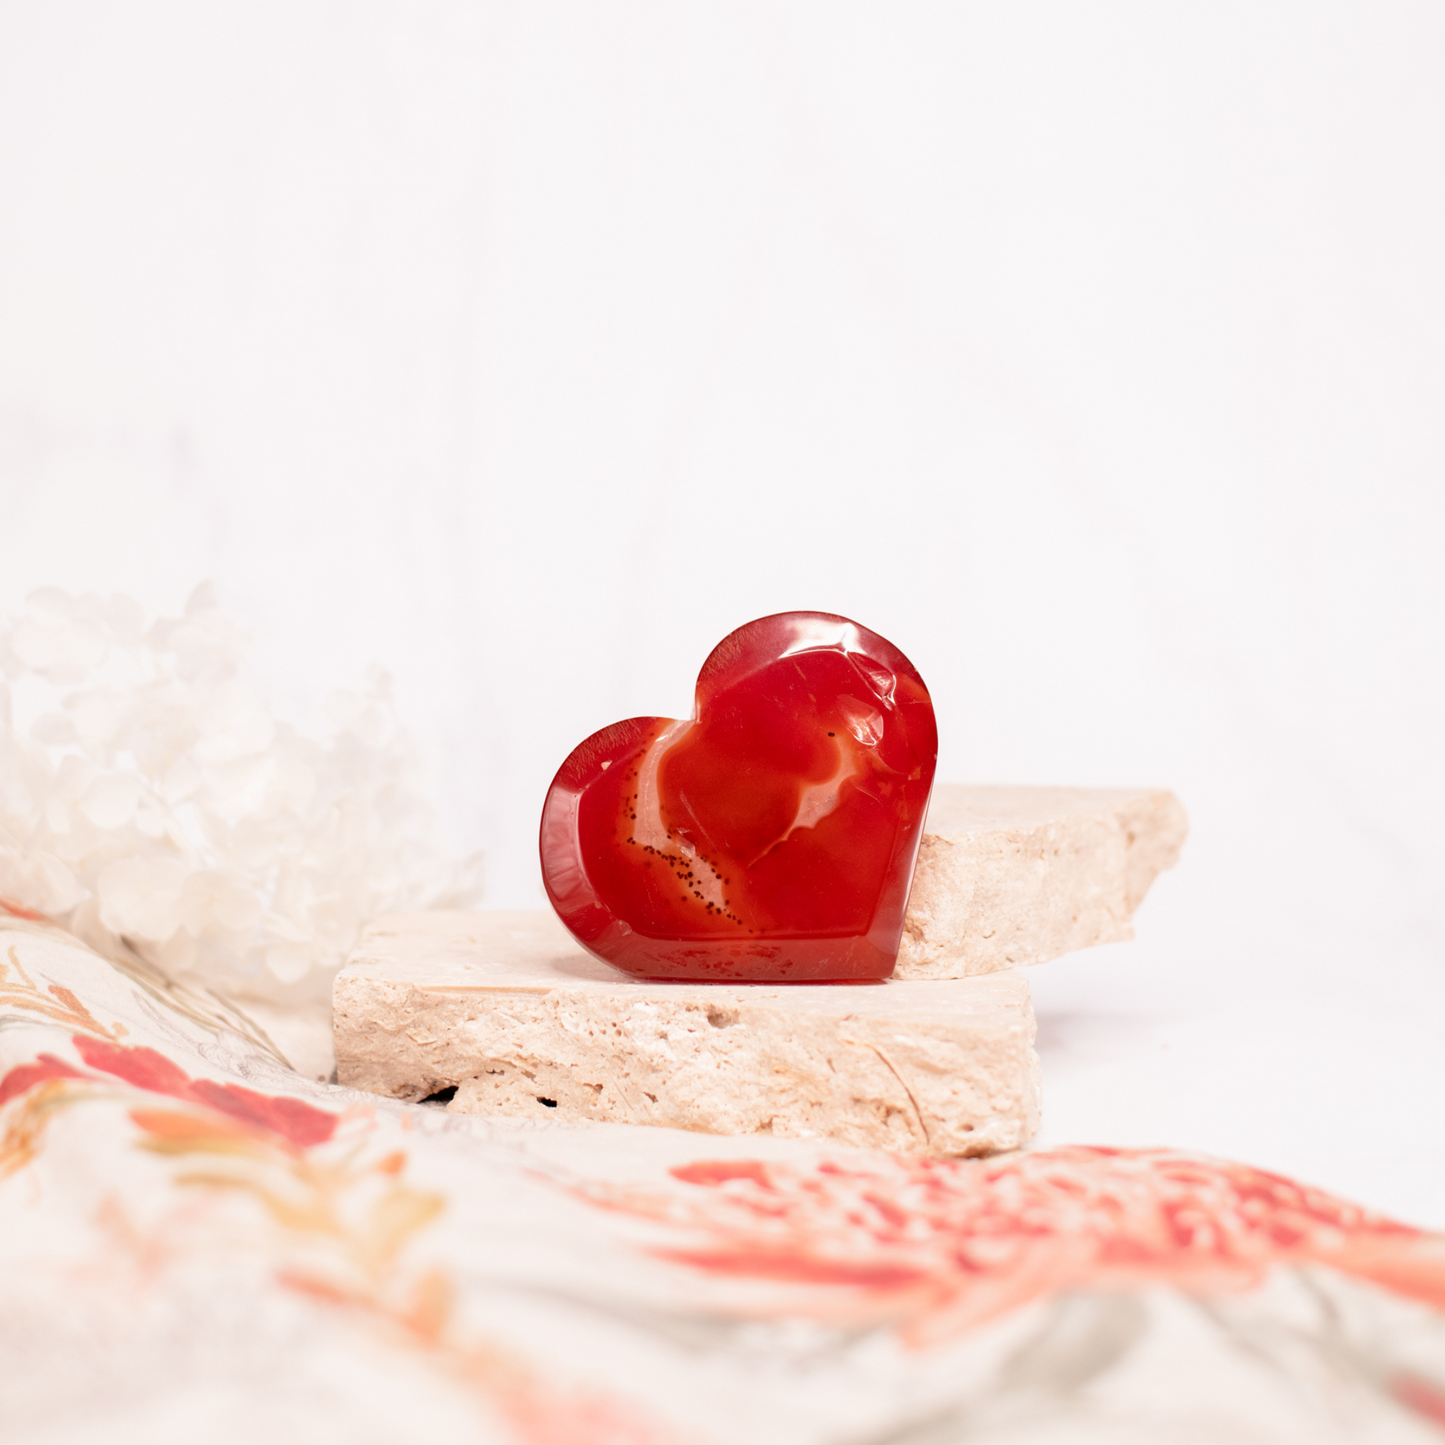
[2, 4, 1442, 1218]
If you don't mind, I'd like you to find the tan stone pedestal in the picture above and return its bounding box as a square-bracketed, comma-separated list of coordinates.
[333, 784, 1184, 1155]
[335, 910, 1039, 1157]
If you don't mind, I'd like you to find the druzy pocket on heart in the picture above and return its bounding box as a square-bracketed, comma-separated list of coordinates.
[540, 612, 937, 982]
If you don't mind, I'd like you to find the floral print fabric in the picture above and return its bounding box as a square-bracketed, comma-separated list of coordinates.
[2, 910, 1442, 1444]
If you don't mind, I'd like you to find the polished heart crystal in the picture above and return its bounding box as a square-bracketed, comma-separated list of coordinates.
[540, 612, 937, 982]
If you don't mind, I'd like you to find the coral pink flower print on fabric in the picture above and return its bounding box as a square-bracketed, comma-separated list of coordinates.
[579, 1147, 1445, 1346]
[0, 900, 51, 923]
[0, 1054, 87, 1107]
[72, 1037, 338, 1147]
[0, 1036, 337, 1149]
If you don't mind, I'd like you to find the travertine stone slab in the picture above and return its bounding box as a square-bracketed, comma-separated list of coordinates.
[898, 784, 1187, 979]
[334, 910, 1040, 1157]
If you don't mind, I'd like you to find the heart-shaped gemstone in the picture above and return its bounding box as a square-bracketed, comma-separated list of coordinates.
[540, 612, 937, 981]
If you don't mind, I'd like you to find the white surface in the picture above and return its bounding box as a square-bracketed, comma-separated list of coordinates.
[1, 7, 1441, 1223]
[1031, 896, 1445, 1230]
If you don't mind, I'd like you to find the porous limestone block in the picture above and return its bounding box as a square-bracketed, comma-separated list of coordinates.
[898, 784, 1187, 979]
[334, 910, 1040, 1157]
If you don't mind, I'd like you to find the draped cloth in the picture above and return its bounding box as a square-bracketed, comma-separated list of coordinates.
[2, 910, 1442, 1444]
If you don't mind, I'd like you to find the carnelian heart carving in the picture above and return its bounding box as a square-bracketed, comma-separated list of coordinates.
[540, 612, 937, 982]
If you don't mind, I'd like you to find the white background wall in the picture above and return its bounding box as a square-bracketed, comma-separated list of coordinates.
[2, 4, 1442, 1218]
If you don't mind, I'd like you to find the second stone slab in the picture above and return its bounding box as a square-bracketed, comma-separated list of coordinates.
[898, 784, 1187, 977]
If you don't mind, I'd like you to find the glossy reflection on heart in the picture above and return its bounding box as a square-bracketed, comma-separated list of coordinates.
[540, 612, 937, 982]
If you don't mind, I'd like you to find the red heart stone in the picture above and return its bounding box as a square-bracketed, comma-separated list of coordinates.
[540, 612, 937, 982]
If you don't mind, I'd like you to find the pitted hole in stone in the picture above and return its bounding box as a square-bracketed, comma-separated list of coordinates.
[419, 1085, 457, 1105]
[706, 1004, 738, 1029]
[536, 1097, 558, 1108]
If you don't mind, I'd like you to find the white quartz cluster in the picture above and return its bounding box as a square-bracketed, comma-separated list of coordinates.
[0, 585, 480, 1005]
